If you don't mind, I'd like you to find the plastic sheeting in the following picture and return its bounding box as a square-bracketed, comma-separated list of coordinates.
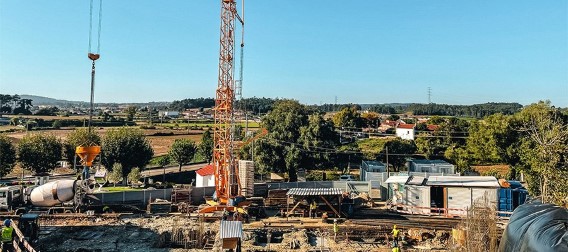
[499, 202, 568, 252]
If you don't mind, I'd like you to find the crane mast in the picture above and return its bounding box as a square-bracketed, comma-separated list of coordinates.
[214, 0, 242, 204]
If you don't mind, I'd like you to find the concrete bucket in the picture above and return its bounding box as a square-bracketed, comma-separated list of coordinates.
[75, 146, 101, 167]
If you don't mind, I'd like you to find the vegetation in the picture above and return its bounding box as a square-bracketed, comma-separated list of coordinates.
[369, 102, 522, 118]
[101, 128, 153, 184]
[169, 139, 198, 172]
[0, 135, 16, 178]
[64, 128, 101, 164]
[156, 155, 171, 168]
[199, 129, 213, 164]
[169, 97, 215, 111]
[107, 163, 123, 186]
[0, 94, 33, 115]
[332, 106, 363, 129]
[235, 97, 277, 114]
[127, 167, 142, 185]
[17, 133, 62, 175]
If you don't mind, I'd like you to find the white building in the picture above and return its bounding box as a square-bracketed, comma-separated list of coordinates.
[399, 176, 500, 216]
[195, 165, 215, 187]
[408, 159, 456, 174]
[395, 124, 415, 140]
[158, 111, 180, 118]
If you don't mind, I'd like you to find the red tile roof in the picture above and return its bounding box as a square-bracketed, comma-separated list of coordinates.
[196, 164, 215, 176]
[427, 124, 439, 131]
[397, 124, 415, 129]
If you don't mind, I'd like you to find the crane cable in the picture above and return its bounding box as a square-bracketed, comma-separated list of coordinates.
[87, 0, 103, 133]
[88, 0, 103, 55]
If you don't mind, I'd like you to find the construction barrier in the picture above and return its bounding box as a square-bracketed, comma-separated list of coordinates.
[12, 223, 37, 252]
[391, 203, 513, 218]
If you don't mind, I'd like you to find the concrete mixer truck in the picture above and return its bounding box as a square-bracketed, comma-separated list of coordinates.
[0, 178, 95, 214]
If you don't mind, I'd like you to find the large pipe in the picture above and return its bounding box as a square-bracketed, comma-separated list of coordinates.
[29, 180, 77, 207]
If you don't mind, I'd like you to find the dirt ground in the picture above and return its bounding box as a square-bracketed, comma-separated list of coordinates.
[35, 215, 452, 252]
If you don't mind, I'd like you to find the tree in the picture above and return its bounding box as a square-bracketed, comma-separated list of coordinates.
[35, 106, 59, 116]
[101, 128, 153, 184]
[258, 100, 309, 181]
[169, 139, 197, 172]
[13, 98, 32, 115]
[108, 163, 123, 186]
[125, 106, 137, 121]
[299, 114, 338, 169]
[63, 128, 101, 165]
[18, 133, 63, 175]
[465, 114, 520, 167]
[0, 135, 16, 178]
[127, 167, 142, 185]
[332, 106, 362, 129]
[516, 101, 568, 204]
[52, 120, 62, 129]
[384, 139, 416, 171]
[199, 129, 213, 164]
[156, 155, 171, 168]
[415, 133, 444, 159]
[361, 112, 380, 128]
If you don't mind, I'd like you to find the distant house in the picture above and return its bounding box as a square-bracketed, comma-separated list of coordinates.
[396, 124, 415, 140]
[195, 165, 215, 187]
[158, 111, 180, 118]
[408, 159, 455, 174]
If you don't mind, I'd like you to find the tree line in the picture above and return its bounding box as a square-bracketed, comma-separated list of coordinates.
[369, 102, 523, 118]
[0, 94, 33, 115]
[0, 127, 214, 185]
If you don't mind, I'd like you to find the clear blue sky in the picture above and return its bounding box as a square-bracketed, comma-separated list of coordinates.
[1, 1, 567, 106]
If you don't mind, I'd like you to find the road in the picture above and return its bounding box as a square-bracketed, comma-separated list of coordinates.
[142, 162, 207, 177]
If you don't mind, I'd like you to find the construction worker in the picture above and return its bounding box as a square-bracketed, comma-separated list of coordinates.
[391, 224, 400, 248]
[222, 209, 229, 221]
[309, 200, 317, 218]
[333, 219, 339, 242]
[1, 219, 14, 252]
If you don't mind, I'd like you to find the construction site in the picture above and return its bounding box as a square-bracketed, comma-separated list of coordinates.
[1, 1, 567, 252]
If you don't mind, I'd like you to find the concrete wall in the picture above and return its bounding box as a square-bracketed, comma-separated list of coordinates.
[92, 188, 173, 206]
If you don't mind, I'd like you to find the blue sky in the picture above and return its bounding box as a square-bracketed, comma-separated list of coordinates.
[1, 0, 567, 106]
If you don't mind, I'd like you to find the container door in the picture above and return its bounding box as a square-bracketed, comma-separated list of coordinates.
[447, 187, 471, 216]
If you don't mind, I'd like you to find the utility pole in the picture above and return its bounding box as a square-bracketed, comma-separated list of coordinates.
[334, 96, 338, 111]
[385, 146, 389, 176]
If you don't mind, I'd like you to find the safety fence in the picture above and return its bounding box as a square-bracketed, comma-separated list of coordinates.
[12, 223, 37, 252]
[391, 203, 513, 218]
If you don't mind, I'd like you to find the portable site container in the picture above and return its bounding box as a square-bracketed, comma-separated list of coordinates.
[498, 181, 528, 214]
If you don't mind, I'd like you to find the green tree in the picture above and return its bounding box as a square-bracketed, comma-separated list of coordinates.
[18, 133, 63, 175]
[52, 120, 62, 129]
[384, 139, 417, 171]
[299, 114, 338, 169]
[0, 135, 16, 178]
[361, 112, 380, 128]
[127, 167, 142, 185]
[125, 106, 137, 121]
[332, 106, 362, 129]
[169, 139, 198, 172]
[415, 133, 444, 159]
[516, 102, 568, 204]
[258, 100, 308, 181]
[465, 114, 520, 170]
[199, 129, 214, 164]
[445, 146, 472, 173]
[63, 128, 101, 165]
[156, 155, 171, 168]
[101, 128, 153, 184]
[108, 163, 123, 186]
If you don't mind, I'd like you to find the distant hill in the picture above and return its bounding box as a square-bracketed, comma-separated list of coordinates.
[20, 95, 87, 106]
[19, 95, 170, 108]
